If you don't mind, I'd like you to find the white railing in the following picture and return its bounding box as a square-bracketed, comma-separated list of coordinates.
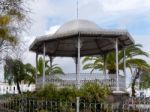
[36, 73, 126, 91]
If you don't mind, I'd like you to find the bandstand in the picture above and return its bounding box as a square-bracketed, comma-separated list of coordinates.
[30, 19, 134, 111]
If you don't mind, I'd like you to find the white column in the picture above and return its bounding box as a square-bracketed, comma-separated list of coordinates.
[73, 57, 78, 81]
[76, 97, 80, 112]
[43, 43, 46, 88]
[77, 37, 80, 89]
[103, 54, 107, 78]
[123, 48, 126, 88]
[115, 38, 119, 91]
[35, 53, 38, 86]
[76, 36, 80, 112]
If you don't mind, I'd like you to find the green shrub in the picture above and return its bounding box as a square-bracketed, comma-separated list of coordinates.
[37, 110, 48, 112]
[80, 82, 110, 102]
[2, 83, 111, 112]
[58, 86, 78, 101]
[34, 82, 110, 102]
[36, 84, 58, 99]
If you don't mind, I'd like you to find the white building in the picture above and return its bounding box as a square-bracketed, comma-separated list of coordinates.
[0, 82, 35, 95]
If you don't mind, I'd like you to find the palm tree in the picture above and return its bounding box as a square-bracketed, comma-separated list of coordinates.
[83, 44, 149, 74]
[36, 57, 64, 76]
[4, 58, 36, 94]
[140, 71, 150, 89]
[82, 44, 150, 97]
[24, 63, 36, 86]
[36, 57, 49, 76]
[48, 64, 64, 75]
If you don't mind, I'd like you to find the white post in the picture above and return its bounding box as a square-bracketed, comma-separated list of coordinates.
[103, 54, 107, 78]
[123, 48, 126, 88]
[74, 57, 78, 81]
[36, 53, 38, 86]
[76, 36, 80, 112]
[77, 37, 80, 89]
[43, 43, 46, 88]
[76, 0, 80, 110]
[76, 97, 80, 112]
[115, 38, 119, 91]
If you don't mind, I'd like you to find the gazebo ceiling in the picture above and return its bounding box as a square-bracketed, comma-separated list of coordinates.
[29, 19, 134, 57]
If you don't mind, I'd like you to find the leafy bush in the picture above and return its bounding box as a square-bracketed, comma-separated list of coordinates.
[80, 82, 110, 102]
[58, 86, 78, 101]
[34, 82, 110, 102]
[36, 84, 58, 99]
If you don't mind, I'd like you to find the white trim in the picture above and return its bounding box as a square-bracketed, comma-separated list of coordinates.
[113, 90, 127, 94]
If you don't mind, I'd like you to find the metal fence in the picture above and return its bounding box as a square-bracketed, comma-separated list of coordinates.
[0, 97, 150, 112]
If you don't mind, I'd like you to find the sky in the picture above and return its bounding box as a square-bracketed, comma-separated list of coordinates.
[23, 0, 150, 69]
[1, 0, 150, 85]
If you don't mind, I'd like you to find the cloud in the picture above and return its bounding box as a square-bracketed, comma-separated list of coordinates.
[45, 25, 60, 35]
[2, 0, 149, 79]
[27, 0, 150, 37]
[23, 25, 60, 66]
[24, 0, 150, 68]
[101, 0, 150, 13]
[135, 35, 150, 63]
[24, 24, 78, 73]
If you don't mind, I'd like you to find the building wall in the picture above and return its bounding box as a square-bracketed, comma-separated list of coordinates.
[0, 82, 35, 95]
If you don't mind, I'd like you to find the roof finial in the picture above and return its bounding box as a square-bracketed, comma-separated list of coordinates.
[77, 0, 79, 20]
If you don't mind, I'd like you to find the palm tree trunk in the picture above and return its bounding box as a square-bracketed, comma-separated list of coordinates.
[131, 68, 140, 97]
[49, 56, 53, 68]
[108, 69, 116, 74]
[16, 82, 21, 94]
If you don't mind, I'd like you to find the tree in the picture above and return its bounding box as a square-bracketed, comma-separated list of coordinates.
[37, 57, 64, 76]
[83, 44, 149, 74]
[4, 58, 36, 94]
[24, 63, 36, 86]
[139, 71, 150, 90]
[0, 0, 30, 64]
[130, 61, 150, 97]
[82, 44, 150, 97]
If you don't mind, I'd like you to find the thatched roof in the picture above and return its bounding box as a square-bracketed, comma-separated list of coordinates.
[29, 19, 134, 57]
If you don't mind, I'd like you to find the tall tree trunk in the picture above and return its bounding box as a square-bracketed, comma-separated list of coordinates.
[36, 53, 38, 69]
[108, 69, 116, 74]
[49, 56, 53, 68]
[16, 82, 21, 94]
[131, 68, 140, 97]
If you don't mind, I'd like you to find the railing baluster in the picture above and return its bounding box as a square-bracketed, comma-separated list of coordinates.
[36, 73, 126, 91]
